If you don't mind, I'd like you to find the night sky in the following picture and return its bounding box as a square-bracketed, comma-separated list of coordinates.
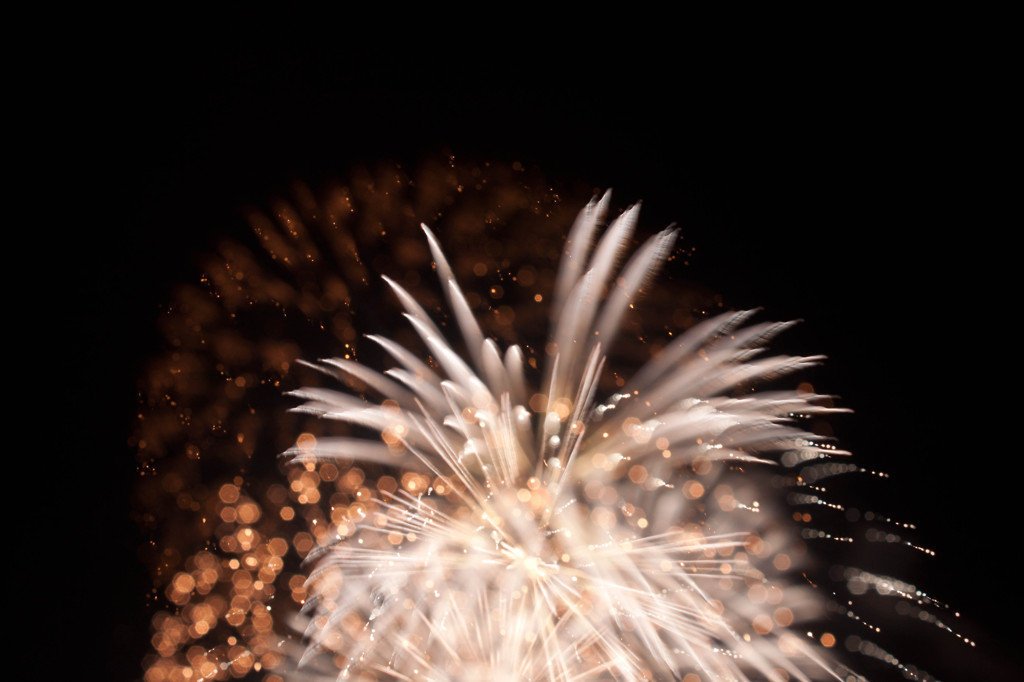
[65, 28, 1013, 681]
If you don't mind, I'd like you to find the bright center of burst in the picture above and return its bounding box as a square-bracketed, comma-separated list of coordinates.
[503, 544, 550, 580]
[521, 556, 541, 577]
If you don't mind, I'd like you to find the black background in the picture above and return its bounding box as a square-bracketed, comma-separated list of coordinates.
[60, 21, 1013, 681]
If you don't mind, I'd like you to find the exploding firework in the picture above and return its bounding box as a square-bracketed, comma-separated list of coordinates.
[285, 192, 860, 681]
[136, 160, 975, 682]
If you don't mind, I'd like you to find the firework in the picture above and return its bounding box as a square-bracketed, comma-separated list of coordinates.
[286, 192, 856, 681]
[137, 161, 976, 682]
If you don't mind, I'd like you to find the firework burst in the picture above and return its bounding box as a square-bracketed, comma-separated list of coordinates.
[286, 192, 855, 681]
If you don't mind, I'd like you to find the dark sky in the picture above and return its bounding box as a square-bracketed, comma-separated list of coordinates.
[65, 29, 1012, 681]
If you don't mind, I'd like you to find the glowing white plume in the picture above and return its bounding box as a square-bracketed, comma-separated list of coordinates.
[285, 192, 852, 681]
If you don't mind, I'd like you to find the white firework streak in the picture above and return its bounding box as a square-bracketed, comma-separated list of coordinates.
[285, 193, 852, 681]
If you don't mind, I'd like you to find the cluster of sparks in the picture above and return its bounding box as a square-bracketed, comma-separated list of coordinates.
[134, 159, 969, 681]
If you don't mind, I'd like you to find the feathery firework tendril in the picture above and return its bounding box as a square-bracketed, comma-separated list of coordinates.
[285, 192, 860, 681]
